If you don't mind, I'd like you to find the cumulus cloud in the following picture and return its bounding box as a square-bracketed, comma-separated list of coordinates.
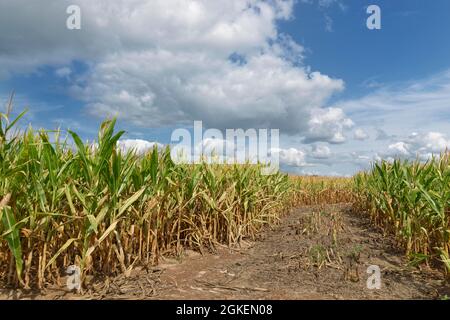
[117, 139, 164, 155]
[0, 0, 347, 142]
[386, 141, 409, 157]
[272, 147, 308, 167]
[378, 131, 450, 161]
[304, 107, 354, 144]
[73, 51, 344, 134]
[311, 144, 331, 159]
[353, 128, 369, 141]
[409, 132, 450, 153]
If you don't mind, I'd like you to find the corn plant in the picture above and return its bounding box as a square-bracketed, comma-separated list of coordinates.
[0, 106, 296, 289]
[354, 156, 450, 276]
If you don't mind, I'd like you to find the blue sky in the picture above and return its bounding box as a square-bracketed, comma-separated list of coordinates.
[1, 0, 450, 176]
[288, 0, 450, 98]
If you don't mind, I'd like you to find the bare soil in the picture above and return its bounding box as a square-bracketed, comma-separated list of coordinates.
[1, 204, 449, 300]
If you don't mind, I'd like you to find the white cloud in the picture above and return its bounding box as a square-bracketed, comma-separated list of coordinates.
[378, 131, 450, 161]
[387, 141, 410, 156]
[272, 147, 308, 167]
[1, 0, 293, 74]
[0, 0, 347, 141]
[311, 144, 331, 159]
[409, 131, 450, 153]
[305, 107, 354, 143]
[323, 70, 450, 173]
[353, 128, 369, 141]
[73, 51, 344, 134]
[117, 139, 163, 155]
[334, 70, 450, 136]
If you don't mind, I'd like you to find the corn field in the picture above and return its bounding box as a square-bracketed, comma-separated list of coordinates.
[354, 156, 450, 275]
[0, 109, 294, 289]
[2, 105, 450, 290]
[290, 176, 355, 206]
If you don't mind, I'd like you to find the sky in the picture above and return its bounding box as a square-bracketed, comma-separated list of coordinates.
[1, 0, 450, 176]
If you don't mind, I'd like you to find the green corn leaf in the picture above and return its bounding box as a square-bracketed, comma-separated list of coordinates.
[45, 238, 77, 270]
[1, 206, 23, 281]
[117, 187, 146, 217]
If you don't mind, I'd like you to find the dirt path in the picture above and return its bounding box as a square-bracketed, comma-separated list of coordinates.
[1, 205, 449, 300]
